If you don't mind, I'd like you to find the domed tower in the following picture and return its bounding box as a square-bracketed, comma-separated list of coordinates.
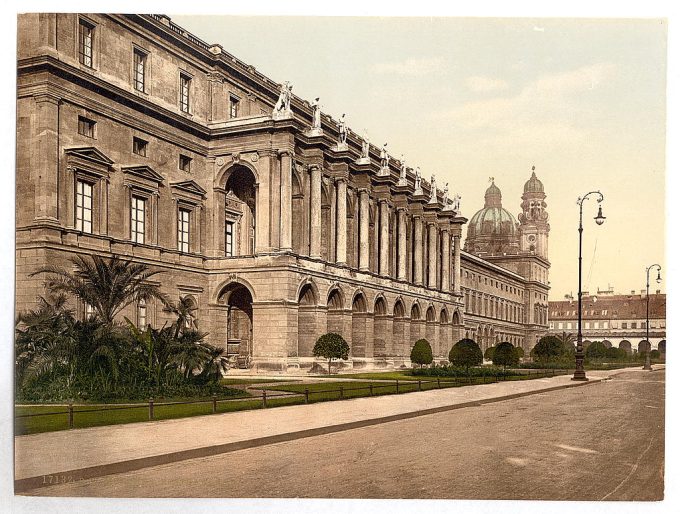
[518, 166, 550, 259]
[464, 178, 520, 257]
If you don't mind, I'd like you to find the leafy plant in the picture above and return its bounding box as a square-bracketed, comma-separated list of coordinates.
[313, 333, 350, 375]
[449, 338, 483, 371]
[410, 339, 433, 367]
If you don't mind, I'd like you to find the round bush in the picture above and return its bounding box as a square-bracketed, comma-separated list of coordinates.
[410, 338, 433, 367]
[483, 346, 495, 361]
[533, 335, 569, 362]
[585, 341, 608, 359]
[492, 342, 519, 368]
[313, 333, 350, 374]
[449, 338, 483, 369]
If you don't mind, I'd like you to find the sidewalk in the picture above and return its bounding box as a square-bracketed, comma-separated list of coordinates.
[14, 368, 641, 493]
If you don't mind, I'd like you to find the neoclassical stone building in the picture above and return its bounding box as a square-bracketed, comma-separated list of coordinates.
[16, 14, 549, 371]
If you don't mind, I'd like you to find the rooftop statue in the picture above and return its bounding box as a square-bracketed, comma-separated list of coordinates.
[310, 97, 321, 129]
[273, 81, 292, 115]
[414, 167, 422, 193]
[338, 114, 348, 145]
[452, 193, 462, 214]
[380, 143, 389, 169]
[361, 130, 370, 159]
[429, 173, 438, 203]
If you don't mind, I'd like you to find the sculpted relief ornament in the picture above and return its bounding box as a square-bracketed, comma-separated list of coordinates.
[272, 81, 293, 120]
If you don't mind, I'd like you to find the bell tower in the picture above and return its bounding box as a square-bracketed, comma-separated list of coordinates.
[519, 166, 549, 260]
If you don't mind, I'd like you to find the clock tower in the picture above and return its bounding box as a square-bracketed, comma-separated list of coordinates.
[518, 167, 549, 260]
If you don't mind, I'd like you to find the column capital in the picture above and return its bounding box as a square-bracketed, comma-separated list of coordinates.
[277, 149, 294, 158]
[34, 92, 61, 105]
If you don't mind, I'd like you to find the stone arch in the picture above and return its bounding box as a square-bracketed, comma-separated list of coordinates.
[619, 340, 632, 354]
[410, 301, 423, 347]
[217, 282, 254, 365]
[601, 339, 612, 349]
[425, 305, 437, 357]
[393, 298, 407, 360]
[352, 290, 371, 359]
[298, 279, 320, 358]
[180, 294, 199, 330]
[452, 309, 462, 325]
[638, 340, 651, 353]
[439, 308, 449, 324]
[216, 159, 260, 189]
[223, 164, 257, 256]
[373, 295, 389, 359]
[214, 276, 257, 305]
[326, 285, 346, 337]
[438, 308, 450, 359]
[658, 340, 666, 354]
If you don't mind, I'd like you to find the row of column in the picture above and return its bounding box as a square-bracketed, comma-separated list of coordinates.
[281, 160, 463, 295]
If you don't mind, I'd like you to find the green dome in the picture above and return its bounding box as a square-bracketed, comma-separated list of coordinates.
[468, 206, 518, 237]
[524, 170, 544, 193]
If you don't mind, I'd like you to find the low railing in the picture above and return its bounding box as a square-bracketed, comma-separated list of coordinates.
[15, 369, 572, 433]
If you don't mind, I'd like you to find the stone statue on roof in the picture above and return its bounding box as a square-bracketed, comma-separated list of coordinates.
[429, 173, 438, 203]
[310, 97, 321, 129]
[361, 130, 370, 159]
[452, 193, 461, 214]
[338, 114, 347, 145]
[273, 81, 292, 115]
[414, 167, 422, 193]
[442, 182, 449, 204]
[380, 143, 389, 169]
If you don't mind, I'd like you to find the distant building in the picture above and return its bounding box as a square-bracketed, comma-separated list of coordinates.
[548, 288, 666, 354]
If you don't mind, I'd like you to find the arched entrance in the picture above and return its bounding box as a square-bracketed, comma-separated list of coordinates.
[410, 303, 422, 348]
[638, 340, 651, 353]
[619, 340, 632, 354]
[298, 282, 318, 357]
[327, 287, 345, 336]
[224, 165, 257, 256]
[393, 299, 407, 360]
[439, 309, 450, 359]
[659, 340, 666, 355]
[352, 292, 370, 358]
[374, 296, 388, 359]
[220, 283, 253, 367]
[425, 306, 437, 355]
[602, 340, 612, 349]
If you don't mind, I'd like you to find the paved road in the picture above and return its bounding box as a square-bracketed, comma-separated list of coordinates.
[31, 369, 665, 500]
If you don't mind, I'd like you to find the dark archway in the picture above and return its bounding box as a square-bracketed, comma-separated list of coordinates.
[352, 292, 370, 358]
[298, 282, 318, 357]
[659, 340, 666, 354]
[224, 165, 257, 256]
[327, 287, 345, 337]
[638, 340, 651, 353]
[220, 283, 253, 365]
[619, 340, 632, 354]
[374, 296, 388, 359]
[393, 299, 407, 360]
[291, 170, 306, 255]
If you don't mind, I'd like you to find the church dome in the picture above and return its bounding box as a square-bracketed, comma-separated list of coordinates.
[468, 180, 519, 238]
[524, 169, 544, 193]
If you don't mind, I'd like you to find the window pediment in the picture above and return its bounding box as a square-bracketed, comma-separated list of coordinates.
[170, 179, 207, 199]
[122, 165, 165, 185]
[65, 146, 113, 178]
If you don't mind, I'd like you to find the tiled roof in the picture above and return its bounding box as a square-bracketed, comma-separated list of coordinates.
[549, 293, 665, 319]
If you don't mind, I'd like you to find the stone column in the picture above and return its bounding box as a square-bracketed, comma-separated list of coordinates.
[441, 229, 450, 292]
[428, 223, 437, 288]
[414, 216, 423, 285]
[33, 93, 60, 222]
[359, 189, 370, 271]
[336, 179, 347, 265]
[379, 200, 390, 276]
[309, 165, 322, 258]
[279, 151, 292, 251]
[453, 234, 462, 295]
[397, 208, 407, 281]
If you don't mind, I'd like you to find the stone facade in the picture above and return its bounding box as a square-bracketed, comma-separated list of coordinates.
[548, 289, 666, 354]
[16, 14, 549, 372]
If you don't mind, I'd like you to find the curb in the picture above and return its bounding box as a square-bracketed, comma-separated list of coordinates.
[15, 375, 603, 493]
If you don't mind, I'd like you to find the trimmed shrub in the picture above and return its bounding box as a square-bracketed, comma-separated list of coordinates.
[650, 349, 661, 360]
[483, 346, 495, 361]
[585, 341, 608, 360]
[605, 346, 627, 360]
[313, 333, 350, 375]
[514, 346, 525, 360]
[410, 339, 433, 367]
[532, 335, 570, 362]
[493, 342, 519, 368]
[449, 338, 483, 370]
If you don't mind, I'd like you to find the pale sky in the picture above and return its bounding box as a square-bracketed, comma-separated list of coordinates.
[171, 16, 667, 300]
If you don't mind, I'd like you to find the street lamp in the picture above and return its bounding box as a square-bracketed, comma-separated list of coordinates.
[572, 191, 606, 381]
[643, 264, 662, 371]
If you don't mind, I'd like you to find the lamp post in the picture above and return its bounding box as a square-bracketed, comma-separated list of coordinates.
[572, 191, 606, 381]
[643, 264, 662, 371]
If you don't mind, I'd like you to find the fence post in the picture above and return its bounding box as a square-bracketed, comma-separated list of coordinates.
[67, 402, 74, 429]
[396, 380, 399, 393]
[149, 397, 154, 420]
[339, 386, 344, 400]
[212, 394, 217, 414]
[369, 384, 373, 396]
[304, 388, 309, 404]
[262, 390, 267, 408]
[418, 380, 422, 391]
[437, 378, 441, 389]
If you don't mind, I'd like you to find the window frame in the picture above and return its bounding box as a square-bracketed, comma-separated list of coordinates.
[78, 18, 95, 68]
[133, 47, 148, 93]
[137, 299, 147, 329]
[229, 95, 240, 118]
[179, 154, 192, 172]
[178, 207, 191, 253]
[77, 115, 96, 138]
[75, 178, 94, 234]
[130, 195, 146, 244]
[133, 136, 148, 157]
[179, 73, 191, 113]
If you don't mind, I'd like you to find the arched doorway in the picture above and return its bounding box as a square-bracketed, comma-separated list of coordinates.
[374, 296, 388, 359]
[291, 170, 306, 255]
[410, 303, 422, 348]
[425, 306, 437, 355]
[619, 340, 632, 354]
[602, 340, 612, 349]
[638, 340, 651, 353]
[298, 282, 318, 357]
[439, 309, 450, 359]
[659, 340, 666, 355]
[352, 292, 370, 358]
[220, 283, 253, 367]
[393, 299, 407, 360]
[327, 287, 345, 337]
[224, 165, 257, 256]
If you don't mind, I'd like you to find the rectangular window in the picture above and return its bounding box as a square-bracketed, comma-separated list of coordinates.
[641, 322, 646, 329]
[75, 179, 93, 233]
[78, 116, 95, 138]
[133, 48, 147, 92]
[131, 196, 146, 244]
[133, 137, 148, 157]
[585, 322, 590, 329]
[178, 208, 190, 253]
[229, 96, 239, 118]
[137, 299, 147, 329]
[622, 322, 628, 329]
[179, 154, 192, 172]
[594, 321, 599, 329]
[84, 303, 94, 320]
[631, 322, 637, 329]
[225, 220, 234, 256]
[558, 322, 563, 330]
[78, 20, 94, 67]
[180, 74, 191, 113]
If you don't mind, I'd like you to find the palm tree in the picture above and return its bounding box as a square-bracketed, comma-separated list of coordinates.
[32, 254, 168, 325]
[163, 296, 198, 339]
